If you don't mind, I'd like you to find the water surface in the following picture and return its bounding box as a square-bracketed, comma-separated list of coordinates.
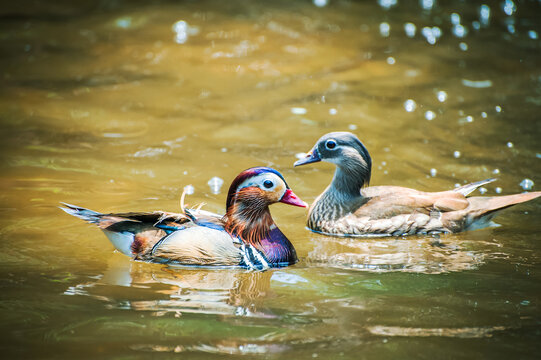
[1, 0, 540, 359]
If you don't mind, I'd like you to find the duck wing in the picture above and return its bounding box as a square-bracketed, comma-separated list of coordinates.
[61, 203, 242, 265]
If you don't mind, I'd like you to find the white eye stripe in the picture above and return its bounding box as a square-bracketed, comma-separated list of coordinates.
[236, 173, 286, 196]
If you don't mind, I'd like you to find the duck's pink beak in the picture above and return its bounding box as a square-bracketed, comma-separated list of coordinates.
[280, 189, 307, 208]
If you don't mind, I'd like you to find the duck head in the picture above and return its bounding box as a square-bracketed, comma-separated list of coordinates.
[224, 167, 306, 247]
[294, 131, 372, 190]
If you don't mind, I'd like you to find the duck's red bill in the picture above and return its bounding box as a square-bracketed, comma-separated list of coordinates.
[280, 189, 307, 208]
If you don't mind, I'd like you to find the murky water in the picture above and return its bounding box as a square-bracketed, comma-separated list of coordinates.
[1, 0, 540, 358]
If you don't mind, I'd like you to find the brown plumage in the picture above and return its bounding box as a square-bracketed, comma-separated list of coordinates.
[294, 132, 540, 236]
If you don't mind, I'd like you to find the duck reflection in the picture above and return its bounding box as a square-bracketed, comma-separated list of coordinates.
[306, 233, 491, 273]
[65, 255, 274, 317]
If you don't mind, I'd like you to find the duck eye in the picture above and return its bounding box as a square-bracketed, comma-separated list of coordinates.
[325, 139, 337, 150]
[263, 180, 274, 189]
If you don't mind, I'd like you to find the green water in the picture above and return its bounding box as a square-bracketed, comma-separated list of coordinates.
[1, 0, 540, 358]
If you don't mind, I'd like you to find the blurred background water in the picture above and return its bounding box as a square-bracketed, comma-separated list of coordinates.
[1, 0, 540, 358]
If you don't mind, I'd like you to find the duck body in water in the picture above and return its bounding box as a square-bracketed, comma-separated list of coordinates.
[62, 167, 306, 270]
[294, 132, 541, 237]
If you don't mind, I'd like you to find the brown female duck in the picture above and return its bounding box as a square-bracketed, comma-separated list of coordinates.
[61, 167, 306, 270]
[294, 132, 540, 236]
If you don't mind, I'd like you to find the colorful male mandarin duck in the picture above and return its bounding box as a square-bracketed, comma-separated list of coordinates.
[294, 132, 541, 237]
[61, 167, 306, 270]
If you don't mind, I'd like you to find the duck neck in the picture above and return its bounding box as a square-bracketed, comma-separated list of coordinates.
[224, 201, 274, 249]
[311, 165, 369, 222]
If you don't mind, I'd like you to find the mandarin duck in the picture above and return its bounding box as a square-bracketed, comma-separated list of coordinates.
[61, 167, 306, 270]
[294, 132, 541, 237]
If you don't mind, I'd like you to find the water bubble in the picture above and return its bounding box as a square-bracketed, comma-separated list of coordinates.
[479, 187, 488, 194]
[404, 23, 416, 37]
[480, 4, 491, 25]
[172, 20, 199, 44]
[520, 300, 531, 306]
[378, 0, 397, 9]
[495, 187, 502, 194]
[208, 176, 224, 194]
[116, 17, 132, 29]
[313, 0, 328, 7]
[495, 105, 502, 112]
[520, 179, 534, 191]
[420, 0, 434, 11]
[502, 0, 516, 16]
[453, 24, 468, 38]
[379, 22, 391, 37]
[184, 184, 195, 195]
[507, 24, 516, 34]
[430, 168, 437, 177]
[291, 107, 307, 115]
[481, 112, 488, 118]
[528, 30, 539, 40]
[422, 27, 437, 44]
[348, 124, 358, 130]
[506, 142, 513, 148]
[425, 110, 436, 120]
[329, 108, 337, 115]
[295, 152, 307, 160]
[493, 168, 500, 175]
[221, 147, 228, 152]
[472, 21, 481, 31]
[386, 57, 396, 65]
[453, 150, 461, 158]
[432, 27, 442, 39]
[437, 91, 448, 102]
[466, 115, 473, 122]
[404, 99, 417, 112]
[450, 13, 461, 25]
[459, 42, 468, 51]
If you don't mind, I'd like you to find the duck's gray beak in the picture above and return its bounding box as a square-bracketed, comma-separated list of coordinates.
[294, 148, 321, 167]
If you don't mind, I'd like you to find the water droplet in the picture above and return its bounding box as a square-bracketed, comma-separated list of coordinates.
[493, 168, 500, 175]
[425, 110, 436, 120]
[378, 0, 397, 9]
[453, 24, 468, 38]
[467, 115, 474, 122]
[116, 17, 132, 29]
[404, 99, 417, 112]
[329, 108, 337, 115]
[184, 184, 195, 195]
[172, 20, 188, 44]
[459, 42, 468, 51]
[430, 168, 437, 177]
[472, 21, 481, 31]
[221, 147, 228, 152]
[495, 105, 502, 112]
[420, 0, 434, 11]
[437, 91, 448, 102]
[481, 112, 488, 118]
[291, 107, 307, 115]
[502, 0, 516, 16]
[507, 142, 513, 148]
[479, 187, 488, 194]
[507, 24, 516, 34]
[296, 152, 307, 159]
[480, 4, 491, 26]
[520, 179, 534, 191]
[450, 13, 461, 25]
[379, 22, 391, 37]
[386, 57, 396, 65]
[313, 0, 328, 7]
[520, 300, 530, 306]
[208, 176, 224, 194]
[404, 23, 416, 37]
[495, 187, 502, 194]
[348, 124, 358, 130]
[453, 151, 461, 158]
[528, 30, 539, 40]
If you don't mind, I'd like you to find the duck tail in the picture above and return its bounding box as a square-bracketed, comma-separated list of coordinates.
[453, 178, 497, 196]
[59, 202, 102, 223]
[465, 191, 541, 230]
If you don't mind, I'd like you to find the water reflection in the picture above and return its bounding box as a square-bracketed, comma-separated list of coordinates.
[65, 256, 275, 317]
[306, 234, 488, 274]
